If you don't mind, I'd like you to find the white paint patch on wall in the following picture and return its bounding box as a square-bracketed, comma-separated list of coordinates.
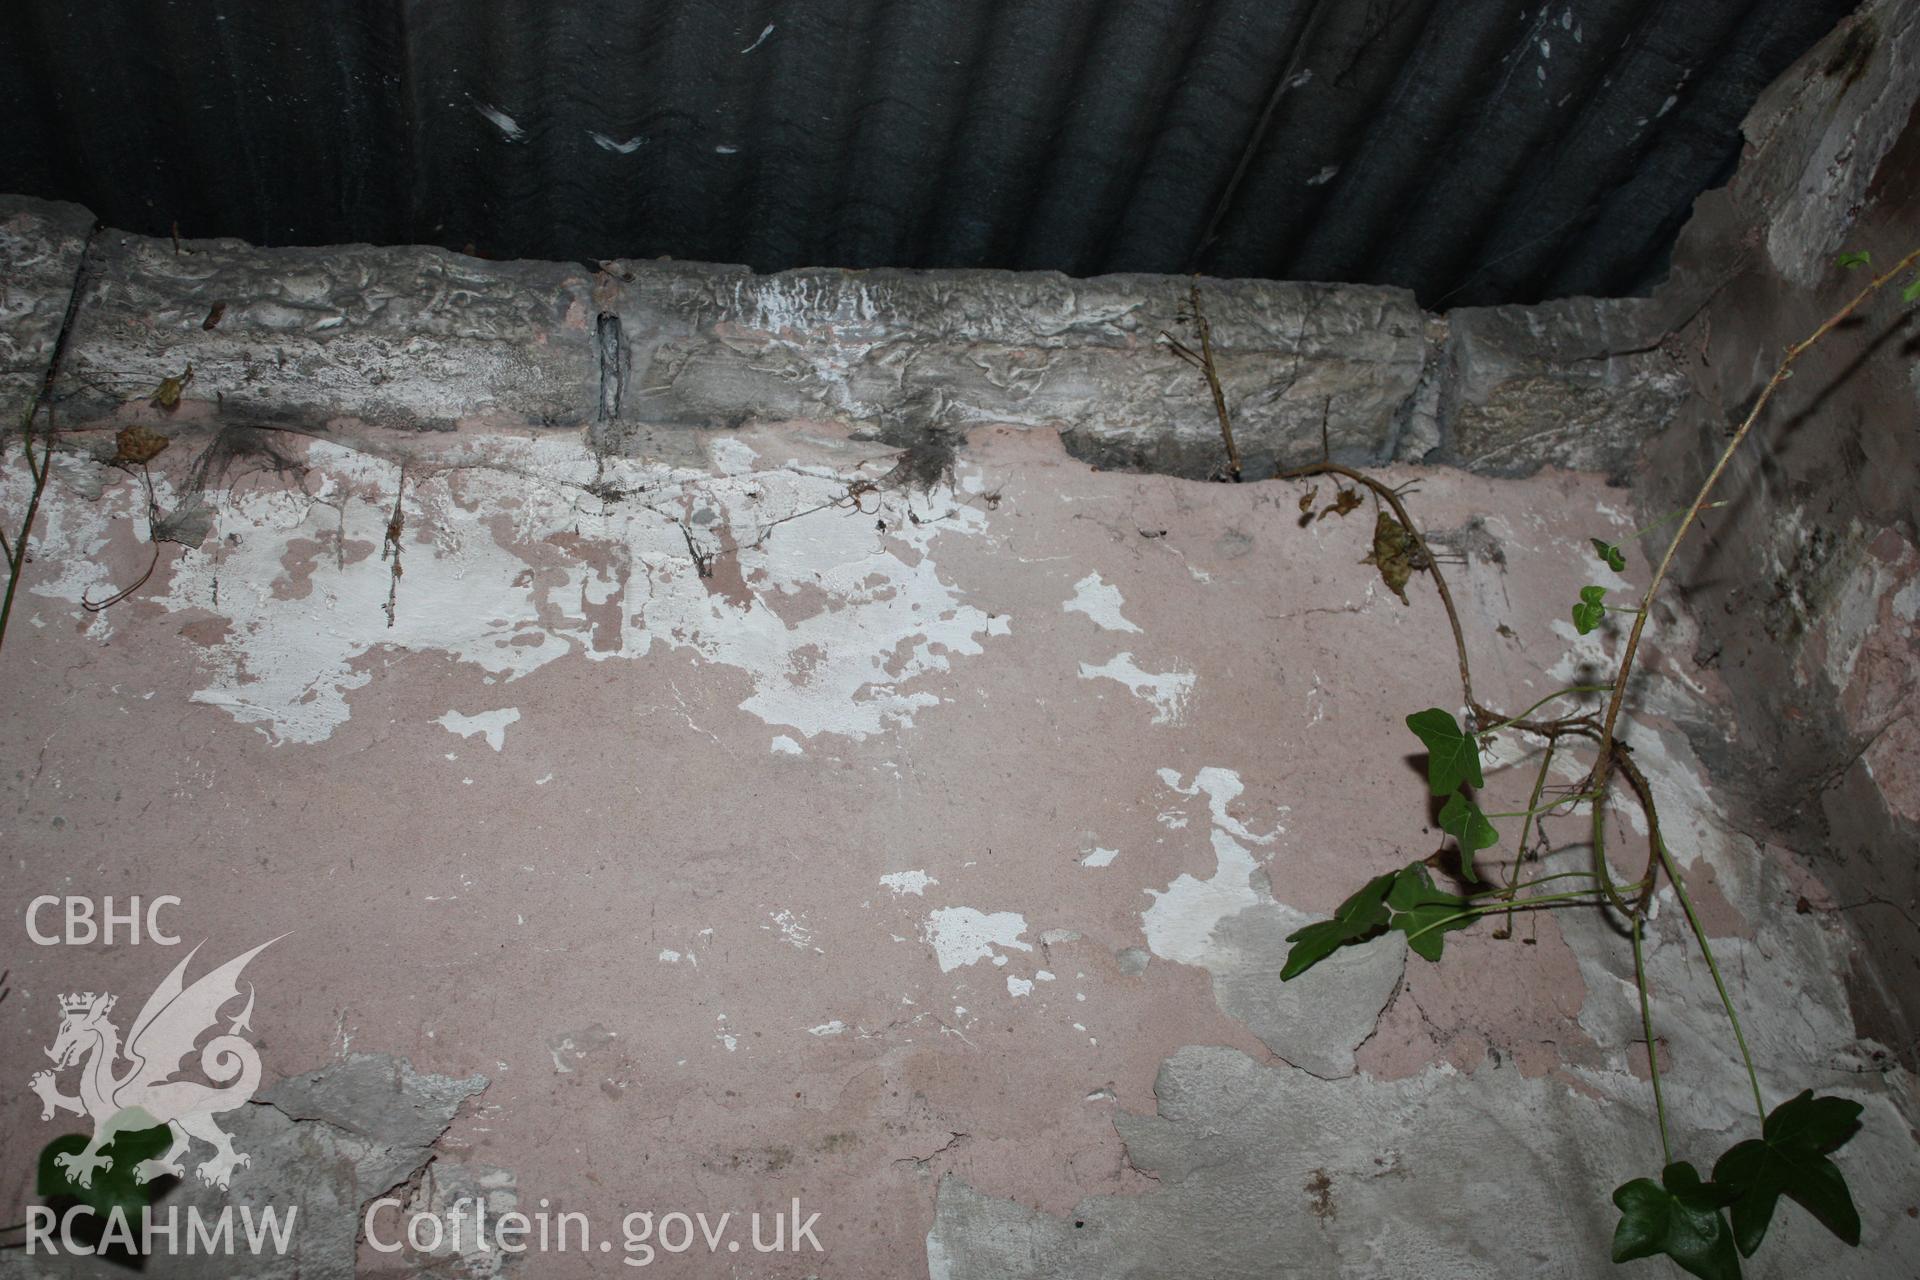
[152, 443, 572, 744]
[1081, 847, 1118, 868]
[39, 434, 1011, 746]
[1543, 617, 1619, 690]
[437, 707, 521, 752]
[707, 435, 759, 476]
[770, 735, 803, 756]
[1141, 829, 1264, 969]
[1062, 572, 1141, 633]
[879, 870, 938, 897]
[3, 457, 139, 644]
[1156, 766, 1276, 845]
[718, 511, 1002, 738]
[1141, 767, 1280, 971]
[768, 909, 816, 950]
[1079, 653, 1195, 724]
[923, 908, 1032, 973]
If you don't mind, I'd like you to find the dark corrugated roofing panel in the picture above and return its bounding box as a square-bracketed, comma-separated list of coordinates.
[0, 0, 1861, 307]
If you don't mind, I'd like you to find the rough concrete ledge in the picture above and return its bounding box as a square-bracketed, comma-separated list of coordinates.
[0, 195, 95, 424]
[1435, 294, 1689, 476]
[599, 262, 1426, 478]
[59, 228, 601, 432]
[2, 194, 1688, 479]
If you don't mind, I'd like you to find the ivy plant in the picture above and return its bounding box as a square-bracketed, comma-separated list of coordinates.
[1244, 245, 1920, 1276]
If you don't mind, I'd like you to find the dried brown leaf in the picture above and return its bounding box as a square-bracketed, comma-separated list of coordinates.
[148, 363, 194, 412]
[1361, 510, 1417, 605]
[1317, 487, 1364, 522]
[112, 425, 171, 465]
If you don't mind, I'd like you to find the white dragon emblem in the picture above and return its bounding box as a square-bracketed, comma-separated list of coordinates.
[30, 938, 280, 1192]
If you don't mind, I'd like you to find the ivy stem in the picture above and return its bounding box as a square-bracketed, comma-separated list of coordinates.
[1590, 761, 1646, 918]
[1633, 917, 1673, 1166]
[1653, 835, 1766, 1123]
[1503, 743, 1558, 934]
[1593, 246, 1920, 776]
[1476, 868, 1617, 898]
[1480, 800, 1593, 820]
[1277, 459, 1478, 714]
[1626, 501, 1727, 544]
[1400, 889, 1613, 944]
[1478, 686, 1612, 735]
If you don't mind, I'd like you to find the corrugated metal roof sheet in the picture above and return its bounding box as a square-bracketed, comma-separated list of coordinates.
[0, 0, 1860, 307]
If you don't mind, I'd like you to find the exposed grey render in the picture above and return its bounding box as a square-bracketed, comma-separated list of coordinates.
[0, 1053, 490, 1280]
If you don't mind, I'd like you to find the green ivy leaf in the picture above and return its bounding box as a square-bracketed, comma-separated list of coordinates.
[1282, 864, 1478, 978]
[1385, 863, 1472, 961]
[1712, 1089, 1863, 1256]
[1903, 273, 1920, 305]
[1437, 793, 1499, 881]
[1612, 1162, 1742, 1280]
[1835, 250, 1871, 270]
[1572, 584, 1607, 635]
[1590, 538, 1626, 572]
[1405, 708, 1484, 797]
[1384, 861, 1459, 913]
[36, 1117, 173, 1227]
[1396, 901, 1470, 960]
[1280, 871, 1396, 980]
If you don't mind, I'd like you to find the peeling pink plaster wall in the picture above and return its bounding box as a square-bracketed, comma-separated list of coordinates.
[4, 7, 1919, 1270]
[3, 410, 1916, 1277]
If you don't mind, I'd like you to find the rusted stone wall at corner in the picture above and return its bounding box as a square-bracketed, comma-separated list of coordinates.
[1639, 0, 1920, 1062]
[3, 194, 1695, 481]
